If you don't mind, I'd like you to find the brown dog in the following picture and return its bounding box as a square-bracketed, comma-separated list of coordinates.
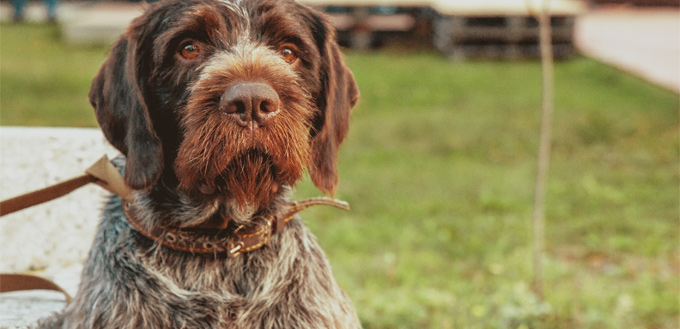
[35, 0, 360, 327]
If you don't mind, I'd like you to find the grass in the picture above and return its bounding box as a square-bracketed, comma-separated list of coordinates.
[0, 24, 107, 126]
[2, 23, 679, 329]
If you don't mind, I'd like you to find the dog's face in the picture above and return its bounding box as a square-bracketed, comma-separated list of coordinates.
[89, 0, 358, 207]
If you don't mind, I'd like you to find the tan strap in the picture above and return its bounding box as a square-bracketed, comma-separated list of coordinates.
[0, 156, 133, 217]
[85, 156, 133, 202]
[0, 274, 72, 304]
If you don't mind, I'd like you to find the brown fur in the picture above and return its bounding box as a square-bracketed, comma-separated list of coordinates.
[34, 0, 361, 328]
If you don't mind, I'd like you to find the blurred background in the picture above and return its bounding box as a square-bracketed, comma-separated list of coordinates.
[0, 0, 678, 328]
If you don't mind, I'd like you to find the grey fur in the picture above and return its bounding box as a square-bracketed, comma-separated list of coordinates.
[35, 160, 360, 328]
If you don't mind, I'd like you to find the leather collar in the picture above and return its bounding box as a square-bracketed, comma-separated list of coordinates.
[122, 198, 349, 257]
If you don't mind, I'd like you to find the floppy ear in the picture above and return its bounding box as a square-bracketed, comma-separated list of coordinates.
[88, 25, 164, 191]
[309, 16, 359, 197]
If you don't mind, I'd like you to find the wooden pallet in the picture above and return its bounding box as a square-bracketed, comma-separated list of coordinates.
[302, 0, 584, 58]
[434, 15, 577, 59]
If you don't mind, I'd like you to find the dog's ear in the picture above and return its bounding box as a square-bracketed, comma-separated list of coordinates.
[89, 23, 164, 191]
[308, 14, 359, 197]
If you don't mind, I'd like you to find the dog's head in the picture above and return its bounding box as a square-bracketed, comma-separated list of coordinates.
[89, 0, 358, 207]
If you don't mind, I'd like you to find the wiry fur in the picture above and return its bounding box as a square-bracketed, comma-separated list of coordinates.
[36, 184, 358, 328]
[175, 45, 314, 205]
[34, 0, 360, 327]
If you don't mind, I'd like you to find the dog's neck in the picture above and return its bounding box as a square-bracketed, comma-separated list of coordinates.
[124, 176, 349, 257]
[132, 173, 290, 229]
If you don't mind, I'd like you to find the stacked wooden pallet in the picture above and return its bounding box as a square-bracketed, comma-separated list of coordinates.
[301, 0, 586, 59]
[432, 0, 584, 59]
[433, 15, 576, 59]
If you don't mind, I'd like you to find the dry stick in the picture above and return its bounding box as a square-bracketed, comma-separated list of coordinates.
[532, 0, 554, 300]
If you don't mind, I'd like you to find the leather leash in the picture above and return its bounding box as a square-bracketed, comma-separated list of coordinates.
[0, 156, 133, 217]
[0, 156, 349, 302]
[0, 274, 73, 304]
[0, 156, 131, 304]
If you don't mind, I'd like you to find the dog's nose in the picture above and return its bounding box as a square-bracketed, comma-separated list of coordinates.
[220, 82, 280, 127]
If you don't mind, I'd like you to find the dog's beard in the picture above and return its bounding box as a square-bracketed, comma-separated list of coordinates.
[174, 102, 312, 209]
[216, 151, 280, 208]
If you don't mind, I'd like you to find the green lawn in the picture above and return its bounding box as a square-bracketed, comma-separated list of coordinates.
[2, 23, 678, 329]
[0, 24, 106, 126]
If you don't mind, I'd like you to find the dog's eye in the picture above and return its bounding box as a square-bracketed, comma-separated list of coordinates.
[280, 46, 297, 64]
[180, 43, 201, 60]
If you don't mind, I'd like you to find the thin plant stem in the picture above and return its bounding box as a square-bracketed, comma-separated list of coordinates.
[532, 0, 554, 301]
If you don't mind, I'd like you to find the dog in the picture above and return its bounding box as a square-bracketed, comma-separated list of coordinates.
[35, 0, 360, 327]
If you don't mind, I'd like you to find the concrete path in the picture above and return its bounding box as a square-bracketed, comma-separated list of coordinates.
[0, 127, 118, 328]
[574, 6, 680, 93]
